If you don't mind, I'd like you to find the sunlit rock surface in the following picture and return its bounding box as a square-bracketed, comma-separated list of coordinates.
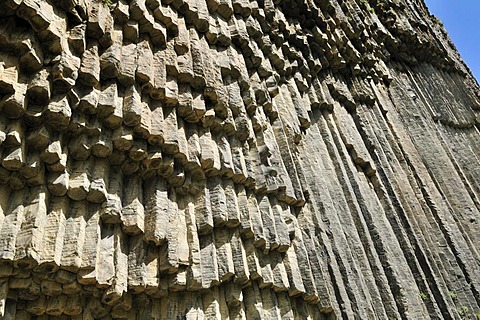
[0, 0, 479, 318]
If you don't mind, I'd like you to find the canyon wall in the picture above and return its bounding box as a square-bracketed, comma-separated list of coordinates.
[0, 0, 479, 318]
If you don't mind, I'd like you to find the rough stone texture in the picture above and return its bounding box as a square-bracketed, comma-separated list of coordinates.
[0, 0, 479, 319]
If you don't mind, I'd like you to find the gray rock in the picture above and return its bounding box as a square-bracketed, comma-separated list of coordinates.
[0, 0, 479, 318]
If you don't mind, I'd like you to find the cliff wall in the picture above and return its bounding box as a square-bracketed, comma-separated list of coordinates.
[0, 0, 479, 318]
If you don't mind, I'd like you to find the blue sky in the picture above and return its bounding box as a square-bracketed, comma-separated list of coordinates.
[423, 0, 480, 81]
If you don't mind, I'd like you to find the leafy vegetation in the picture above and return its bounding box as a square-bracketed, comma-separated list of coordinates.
[99, 0, 115, 8]
[456, 306, 468, 317]
[359, 0, 375, 13]
[448, 291, 458, 300]
[419, 292, 429, 302]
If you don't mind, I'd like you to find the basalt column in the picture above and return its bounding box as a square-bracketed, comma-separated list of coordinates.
[0, 0, 479, 319]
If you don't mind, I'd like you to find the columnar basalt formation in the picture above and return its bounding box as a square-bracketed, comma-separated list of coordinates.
[0, 0, 479, 318]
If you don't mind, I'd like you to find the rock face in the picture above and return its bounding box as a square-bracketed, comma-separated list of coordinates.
[0, 0, 479, 318]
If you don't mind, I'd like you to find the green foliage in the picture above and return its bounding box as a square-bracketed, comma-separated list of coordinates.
[456, 306, 468, 317]
[419, 292, 429, 302]
[368, 0, 387, 11]
[453, 306, 480, 320]
[359, 0, 375, 13]
[99, 0, 115, 8]
[358, 0, 389, 13]
[448, 291, 458, 300]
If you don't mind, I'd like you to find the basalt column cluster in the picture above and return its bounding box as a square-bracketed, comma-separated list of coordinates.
[0, 0, 479, 319]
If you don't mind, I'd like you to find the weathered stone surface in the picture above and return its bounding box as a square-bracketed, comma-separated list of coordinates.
[0, 0, 479, 319]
